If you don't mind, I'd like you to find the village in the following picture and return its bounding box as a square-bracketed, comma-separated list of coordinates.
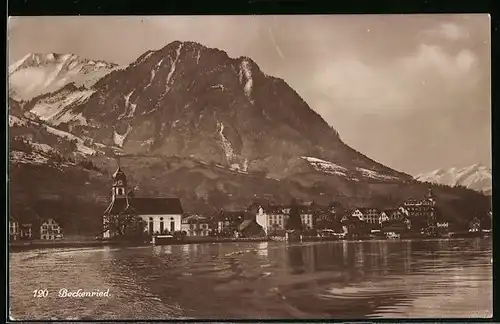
[9, 166, 492, 244]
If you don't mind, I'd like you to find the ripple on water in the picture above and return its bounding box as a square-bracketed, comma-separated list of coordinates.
[9, 238, 492, 320]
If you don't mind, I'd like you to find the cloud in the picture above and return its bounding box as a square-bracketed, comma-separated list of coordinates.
[305, 43, 480, 115]
[310, 58, 409, 113]
[424, 22, 470, 41]
[401, 44, 477, 77]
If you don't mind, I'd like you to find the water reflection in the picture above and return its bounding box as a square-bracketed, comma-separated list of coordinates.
[10, 238, 492, 320]
[256, 242, 268, 258]
[287, 245, 305, 274]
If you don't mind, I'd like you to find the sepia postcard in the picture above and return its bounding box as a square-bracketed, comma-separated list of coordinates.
[8, 14, 492, 320]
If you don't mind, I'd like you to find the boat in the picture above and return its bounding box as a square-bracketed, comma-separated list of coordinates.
[151, 234, 175, 245]
[385, 232, 401, 240]
[482, 229, 492, 237]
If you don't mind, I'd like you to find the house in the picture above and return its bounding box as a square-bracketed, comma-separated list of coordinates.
[40, 218, 63, 240]
[436, 221, 449, 229]
[351, 208, 381, 225]
[381, 208, 405, 222]
[215, 210, 246, 236]
[10, 217, 34, 241]
[181, 215, 210, 236]
[435, 221, 450, 236]
[255, 202, 317, 235]
[9, 217, 19, 240]
[403, 188, 436, 220]
[238, 219, 265, 238]
[299, 205, 314, 230]
[256, 205, 288, 235]
[469, 217, 481, 233]
[379, 210, 391, 224]
[102, 167, 183, 238]
[315, 209, 343, 231]
[340, 212, 365, 238]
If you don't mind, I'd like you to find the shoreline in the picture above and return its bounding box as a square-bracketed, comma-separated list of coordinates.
[9, 233, 490, 252]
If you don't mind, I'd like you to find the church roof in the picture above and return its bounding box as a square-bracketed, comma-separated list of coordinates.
[104, 197, 183, 215]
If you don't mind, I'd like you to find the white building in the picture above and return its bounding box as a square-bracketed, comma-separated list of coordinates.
[256, 206, 287, 235]
[40, 218, 63, 240]
[255, 205, 314, 235]
[102, 167, 183, 238]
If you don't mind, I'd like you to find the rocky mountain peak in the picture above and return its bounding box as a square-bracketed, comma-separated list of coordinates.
[416, 164, 492, 195]
[9, 52, 119, 101]
[19, 41, 410, 181]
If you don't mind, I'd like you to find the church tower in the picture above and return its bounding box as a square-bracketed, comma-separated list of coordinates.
[426, 187, 435, 203]
[112, 166, 128, 199]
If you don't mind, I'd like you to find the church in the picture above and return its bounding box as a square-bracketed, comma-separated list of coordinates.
[102, 166, 184, 238]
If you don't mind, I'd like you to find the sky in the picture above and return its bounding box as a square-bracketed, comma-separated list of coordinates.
[8, 15, 491, 175]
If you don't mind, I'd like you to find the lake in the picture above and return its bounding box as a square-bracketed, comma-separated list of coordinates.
[9, 237, 492, 320]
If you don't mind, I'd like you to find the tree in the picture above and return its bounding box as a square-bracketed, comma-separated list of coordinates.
[104, 213, 147, 241]
[286, 198, 303, 231]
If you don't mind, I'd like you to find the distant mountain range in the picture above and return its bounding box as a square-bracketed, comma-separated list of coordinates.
[9, 53, 118, 101]
[415, 164, 492, 195]
[8, 40, 491, 234]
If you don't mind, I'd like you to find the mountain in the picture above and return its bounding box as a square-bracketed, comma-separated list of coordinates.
[20, 41, 410, 182]
[8, 42, 492, 235]
[9, 53, 118, 101]
[416, 164, 492, 195]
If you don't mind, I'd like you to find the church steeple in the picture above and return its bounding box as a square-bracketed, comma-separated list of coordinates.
[112, 165, 128, 199]
[426, 186, 436, 208]
[426, 187, 434, 199]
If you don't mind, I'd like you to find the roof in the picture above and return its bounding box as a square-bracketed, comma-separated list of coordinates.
[239, 219, 253, 231]
[354, 207, 380, 214]
[263, 205, 289, 214]
[182, 214, 208, 223]
[239, 219, 262, 232]
[104, 197, 183, 215]
[216, 210, 246, 221]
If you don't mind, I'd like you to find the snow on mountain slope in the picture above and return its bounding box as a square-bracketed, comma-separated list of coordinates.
[416, 164, 492, 194]
[26, 84, 95, 126]
[355, 167, 400, 181]
[9, 113, 99, 156]
[301, 156, 400, 181]
[9, 53, 118, 101]
[301, 156, 348, 176]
